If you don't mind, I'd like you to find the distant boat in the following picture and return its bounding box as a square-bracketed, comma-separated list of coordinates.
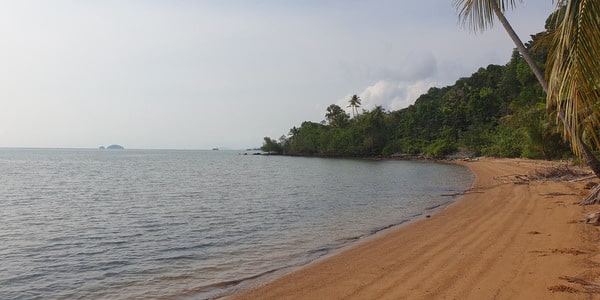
[212, 148, 219, 151]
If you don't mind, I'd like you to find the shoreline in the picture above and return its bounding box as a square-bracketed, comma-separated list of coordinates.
[211, 167, 467, 299]
[230, 158, 600, 299]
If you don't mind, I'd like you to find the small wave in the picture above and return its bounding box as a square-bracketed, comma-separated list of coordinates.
[100, 240, 129, 246]
[190, 227, 211, 234]
[158, 254, 200, 262]
[118, 233, 143, 239]
[425, 200, 451, 211]
[306, 247, 331, 257]
[158, 242, 215, 253]
[77, 248, 112, 256]
[335, 235, 363, 243]
[77, 260, 132, 272]
[369, 220, 409, 235]
[156, 273, 195, 281]
[177, 268, 283, 299]
[2, 272, 44, 286]
[29, 241, 85, 253]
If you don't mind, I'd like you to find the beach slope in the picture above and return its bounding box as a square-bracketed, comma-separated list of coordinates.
[232, 158, 600, 299]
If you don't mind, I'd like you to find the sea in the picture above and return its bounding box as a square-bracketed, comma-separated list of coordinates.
[0, 148, 473, 299]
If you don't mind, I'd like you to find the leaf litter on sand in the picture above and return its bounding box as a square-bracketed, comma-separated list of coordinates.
[547, 284, 580, 293]
[559, 276, 600, 294]
[492, 164, 590, 184]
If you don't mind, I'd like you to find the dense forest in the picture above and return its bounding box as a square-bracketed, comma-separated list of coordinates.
[261, 17, 572, 160]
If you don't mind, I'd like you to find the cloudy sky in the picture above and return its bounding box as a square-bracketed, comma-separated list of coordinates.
[1, 0, 556, 150]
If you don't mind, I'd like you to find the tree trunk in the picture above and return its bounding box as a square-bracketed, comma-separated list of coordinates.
[557, 109, 600, 177]
[492, 3, 600, 182]
[493, 6, 548, 93]
[580, 143, 600, 178]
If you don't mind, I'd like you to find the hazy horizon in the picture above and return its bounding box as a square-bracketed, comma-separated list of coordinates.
[0, 146, 252, 151]
[1, 1, 557, 150]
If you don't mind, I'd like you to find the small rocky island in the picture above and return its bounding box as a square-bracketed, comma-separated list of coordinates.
[99, 144, 125, 150]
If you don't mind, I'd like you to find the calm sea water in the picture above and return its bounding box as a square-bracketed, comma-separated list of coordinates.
[0, 148, 473, 299]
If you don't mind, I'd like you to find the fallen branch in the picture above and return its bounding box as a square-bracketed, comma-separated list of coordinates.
[559, 276, 600, 293]
[569, 175, 598, 182]
[540, 192, 577, 197]
[584, 212, 600, 225]
[580, 184, 600, 205]
[494, 174, 530, 184]
[530, 165, 590, 181]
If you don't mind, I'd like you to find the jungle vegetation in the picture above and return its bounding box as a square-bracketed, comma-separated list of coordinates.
[261, 6, 587, 160]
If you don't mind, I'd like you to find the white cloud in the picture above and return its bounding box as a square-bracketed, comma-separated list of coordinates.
[338, 51, 439, 113]
[353, 78, 438, 112]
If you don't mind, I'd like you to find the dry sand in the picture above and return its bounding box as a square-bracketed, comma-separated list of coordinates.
[231, 158, 600, 300]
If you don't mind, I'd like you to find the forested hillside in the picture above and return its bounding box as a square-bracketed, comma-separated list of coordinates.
[262, 20, 571, 159]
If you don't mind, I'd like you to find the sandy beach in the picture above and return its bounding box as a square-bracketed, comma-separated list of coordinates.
[231, 158, 600, 299]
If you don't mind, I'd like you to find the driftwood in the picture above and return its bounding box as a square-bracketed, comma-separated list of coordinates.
[570, 175, 598, 183]
[494, 174, 531, 184]
[530, 165, 591, 181]
[581, 184, 600, 205]
[492, 164, 600, 205]
[559, 276, 600, 293]
[584, 182, 598, 190]
[548, 284, 579, 293]
[527, 164, 600, 205]
[584, 212, 600, 225]
[495, 165, 590, 185]
[540, 192, 577, 197]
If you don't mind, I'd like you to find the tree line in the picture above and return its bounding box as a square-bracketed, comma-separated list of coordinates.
[262, 1, 599, 165]
[263, 25, 568, 159]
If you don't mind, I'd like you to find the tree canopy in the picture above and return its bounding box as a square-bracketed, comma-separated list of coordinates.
[261, 14, 574, 160]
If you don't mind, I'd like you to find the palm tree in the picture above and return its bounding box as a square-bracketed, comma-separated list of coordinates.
[325, 104, 349, 127]
[347, 94, 362, 117]
[546, 1, 600, 161]
[545, 0, 600, 203]
[454, 0, 548, 91]
[453, 0, 600, 177]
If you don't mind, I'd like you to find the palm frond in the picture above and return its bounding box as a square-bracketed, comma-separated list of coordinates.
[453, 0, 521, 32]
[547, 0, 600, 156]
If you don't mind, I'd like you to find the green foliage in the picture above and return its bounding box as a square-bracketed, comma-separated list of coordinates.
[325, 104, 349, 128]
[262, 23, 574, 160]
[382, 139, 403, 156]
[425, 139, 457, 159]
[260, 137, 283, 154]
[481, 127, 522, 158]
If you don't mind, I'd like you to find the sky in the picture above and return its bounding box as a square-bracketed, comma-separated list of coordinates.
[0, 0, 557, 150]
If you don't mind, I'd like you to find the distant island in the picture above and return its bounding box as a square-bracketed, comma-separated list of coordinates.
[99, 144, 125, 150]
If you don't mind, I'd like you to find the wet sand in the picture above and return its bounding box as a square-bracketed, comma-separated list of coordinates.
[231, 158, 600, 299]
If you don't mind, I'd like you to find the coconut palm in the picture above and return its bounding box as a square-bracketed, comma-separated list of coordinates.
[546, 0, 600, 203]
[347, 94, 362, 118]
[454, 0, 548, 91]
[453, 0, 600, 177]
[546, 0, 600, 161]
[325, 104, 349, 127]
